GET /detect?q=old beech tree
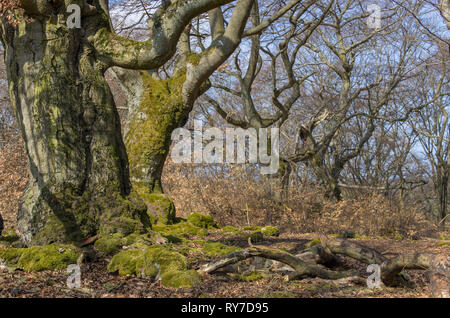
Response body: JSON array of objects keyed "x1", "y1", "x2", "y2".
[{"x1": 0, "y1": 0, "x2": 266, "y2": 245}]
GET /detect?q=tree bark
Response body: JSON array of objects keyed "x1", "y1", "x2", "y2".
[
  {"x1": 435, "y1": 167, "x2": 448, "y2": 230},
  {"x1": 0, "y1": 6, "x2": 150, "y2": 245},
  {"x1": 310, "y1": 154, "x2": 342, "y2": 201}
]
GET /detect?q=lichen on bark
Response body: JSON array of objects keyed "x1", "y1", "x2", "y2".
[{"x1": 0, "y1": 5, "x2": 151, "y2": 246}]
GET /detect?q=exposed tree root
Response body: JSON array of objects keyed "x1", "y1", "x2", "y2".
[
  {"x1": 200, "y1": 239, "x2": 355, "y2": 280},
  {"x1": 317, "y1": 233, "x2": 449, "y2": 296},
  {"x1": 199, "y1": 235, "x2": 449, "y2": 297}
]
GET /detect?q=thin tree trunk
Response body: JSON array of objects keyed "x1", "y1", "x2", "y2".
[{"x1": 435, "y1": 168, "x2": 448, "y2": 230}]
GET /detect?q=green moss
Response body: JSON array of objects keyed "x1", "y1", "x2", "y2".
[
  {"x1": 306, "y1": 238, "x2": 321, "y2": 247},
  {"x1": 143, "y1": 245, "x2": 187, "y2": 273},
  {"x1": 222, "y1": 225, "x2": 240, "y2": 234},
  {"x1": 133, "y1": 184, "x2": 176, "y2": 225},
  {"x1": 0, "y1": 244, "x2": 81, "y2": 272},
  {"x1": 107, "y1": 249, "x2": 144, "y2": 276},
  {"x1": 161, "y1": 269, "x2": 201, "y2": 288},
  {"x1": 125, "y1": 71, "x2": 186, "y2": 186},
  {"x1": 173, "y1": 244, "x2": 203, "y2": 257},
  {"x1": 438, "y1": 241, "x2": 450, "y2": 246},
  {"x1": 107, "y1": 245, "x2": 188, "y2": 284},
  {"x1": 261, "y1": 226, "x2": 280, "y2": 237},
  {"x1": 237, "y1": 272, "x2": 263, "y2": 282},
  {"x1": 249, "y1": 231, "x2": 264, "y2": 243},
  {"x1": 0, "y1": 248, "x2": 23, "y2": 265},
  {"x1": 243, "y1": 226, "x2": 262, "y2": 232},
  {"x1": 153, "y1": 221, "x2": 208, "y2": 238},
  {"x1": 0, "y1": 229, "x2": 20, "y2": 245},
  {"x1": 199, "y1": 241, "x2": 241, "y2": 257},
  {"x1": 187, "y1": 213, "x2": 218, "y2": 229},
  {"x1": 163, "y1": 235, "x2": 183, "y2": 244},
  {"x1": 94, "y1": 233, "x2": 124, "y2": 255},
  {"x1": 121, "y1": 233, "x2": 141, "y2": 246},
  {"x1": 394, "y1": 234, "x2": 404, "y2": 241}
]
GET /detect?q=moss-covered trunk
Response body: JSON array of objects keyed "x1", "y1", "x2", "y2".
[
  {"x1": 1, "y1": 12, "x2": 149, "y2": 245},
  {"x1": 124, "y1": 71, "x2": 189, "y2": 224}
]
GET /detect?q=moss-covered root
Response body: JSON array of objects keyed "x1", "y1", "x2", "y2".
[
  {"x1": 107, "y1": 245, "x2": 200, "y2": 288},
  {"x1": 0, "y1": 244, "x2": 81, "y2": 271}
]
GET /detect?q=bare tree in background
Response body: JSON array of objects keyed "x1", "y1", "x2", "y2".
[{"x1": 409, "y1": 43, "x2": 449, "y2": 229}]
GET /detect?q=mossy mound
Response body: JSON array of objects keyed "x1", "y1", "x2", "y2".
[
  {"x1": 94, "y1": 233, "x2": 125, "y2": 255},
  {"x1": 94, "y1": 232, "x2": 167, "y2": 255},
  {"x1": 261, "y1": 226, "x2": 280, "y2": 237},
  {"x1": 186, "y1": 213, "x2": 218, "y2": 229},
  {"x1": 197, "y1": 241, "x2": 241, "y2": 257},
  {"x1": 221, "y1": 225, "x2": 240, "y2": 234},
  {"x1": 0, "y1": 244, "x2": 80, "y2": 271},
  {"x1": 161, "y1": 269, "x2": 201, "y2": 288},
  {"x1": 106, "y1": 249, "x2": 144, "y2": 276},
  {"x1": 107, "y1": 245, "x2": 198, "y2": 288},
  {"x1": 249, "y1": 231, "x2": 264, "y2": 243},
  {"x1": 153, "y1": 221, "x2": 208, "y2": 238},
  {"x1": 146, "y1": 193, "x2": 177, "y2": 225},
  {"x1": 0, "y1": 229, "x2": 20, "y2": 247}
]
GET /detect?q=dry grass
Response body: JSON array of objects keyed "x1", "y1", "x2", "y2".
[
  {"x1": 163, "y1": 160, "x2": 437, "y2": 238},
  {"x1": 0, "y1": 142, "x2": 438, "y2": 239}
]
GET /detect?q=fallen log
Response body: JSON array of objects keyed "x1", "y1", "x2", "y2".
[
  {"x1": 317, "y1": 234, "x2": 449, "y2": 296},
  {"x1": 200, "y1": 240, "x2": 355, "y2": 280},
  {"x1": 199, "y1": 235, "x2": 449, "y2": 297}
]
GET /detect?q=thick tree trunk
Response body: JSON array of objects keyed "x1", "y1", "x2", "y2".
[{"x1": 1, "y1": 13, "x2": 149, "y2": 245}]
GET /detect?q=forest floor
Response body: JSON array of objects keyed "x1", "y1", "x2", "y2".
[{"x1": 1, "y1": 229, "x2": 448, "y2": 298}]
